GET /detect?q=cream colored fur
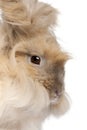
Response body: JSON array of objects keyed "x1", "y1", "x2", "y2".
[{"x1": 0, "y1": 0, "x2": 70, "y2": 130}]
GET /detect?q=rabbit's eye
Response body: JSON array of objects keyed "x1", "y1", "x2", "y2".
[{"x1": 31, "y1": 56, "x2": 41, "y2": 65}]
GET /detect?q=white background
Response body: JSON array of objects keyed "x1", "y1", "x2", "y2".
[
  {"x1": 40, "y1": 0, "x2": 87, "y2": 130},
  {"x1": 0, "y1": 0, "x2": 87, "y2": 130}
]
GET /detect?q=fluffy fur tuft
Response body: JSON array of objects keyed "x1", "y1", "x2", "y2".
[
  {"x1": 0, "y1": 0, "x2": 57, "y2": 28},
  {"x1": 0, "y1": 0, "x2": 70, "y2": 130},
  {"x1": 0, "y1": 0, "x2": 58, "y2": 50}
]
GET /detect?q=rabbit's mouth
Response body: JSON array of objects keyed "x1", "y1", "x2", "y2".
[
  {"x1": 40, "y1": 78, "x2": 65, "y2": 104},
  {"x1": 50, "y1": 98, "x2": 58, "y2": 104},
  {"x1": 41, "y1": 77, "x2": 65, "y2": 103},
  {"x1": 50, "y1": 90, "x2": 65, "y2": 104}
]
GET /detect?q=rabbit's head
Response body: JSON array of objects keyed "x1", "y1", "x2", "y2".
[
  {"x1": 0, "y1": 0, "x2": 70, "y2": 114},
  {"x1": 13, "y1": 35, "x2": 69, "y2": 103}
]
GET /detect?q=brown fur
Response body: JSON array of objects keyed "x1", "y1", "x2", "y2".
[{"x1": 0, "y1": 0, "x2": 70, "y2": 130}]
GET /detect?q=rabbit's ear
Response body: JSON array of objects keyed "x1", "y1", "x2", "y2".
[
  {"x1": 0, "y1": 0, "x2": 57, "y2": 28},
  {"x1": 23, "y1": 0, "x2": 58, "y2": 29},
  {"x1": 0, "y1": 0, "x2": 30, "y2": 25},
  {"x1": 0, "y1": 0, "x2": 57, "y2": 29},
  {"x1": 0, "y1": 0, "x2": 58, "y2": 48},
  {"x1": 0, "y1": 0, "x2": 29, "y2": 51}
]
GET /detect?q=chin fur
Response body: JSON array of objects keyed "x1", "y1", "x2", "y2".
[{"x1": 0, "y1": 61, "x2": 50, "y2": 129}]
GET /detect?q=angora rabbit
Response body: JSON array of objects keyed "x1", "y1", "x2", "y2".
[{"x1": 0, "y1": 0, "x2": 70, "y2": 130}]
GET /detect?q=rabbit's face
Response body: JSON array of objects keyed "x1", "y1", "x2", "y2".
[{"x1": 13, "y1": 35, "x2": 68, "y2": 104}]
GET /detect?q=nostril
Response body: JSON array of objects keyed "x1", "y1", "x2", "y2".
[
  {"x1": 54, "y1": 89, "x2": 64, "y2": 97},
  {"x1": 55, "y1": 90, "x2": 59, "y2": 96}
]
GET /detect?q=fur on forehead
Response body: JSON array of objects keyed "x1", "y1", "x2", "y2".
[{"x1": 13, "y1": 35, "x2": 69, "y2": 65}]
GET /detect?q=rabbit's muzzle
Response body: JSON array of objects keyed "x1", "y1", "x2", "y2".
[
  {"x1": 39, "y1": 65, "x2": 65, "y2": 102},
  {"x1": 43, "y1": 77, "x2": 64, "y2": 101}
]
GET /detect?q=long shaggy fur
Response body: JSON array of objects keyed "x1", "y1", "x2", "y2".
[{"x1": 0, "y1": 0, "x2": 70, "y2": 130}]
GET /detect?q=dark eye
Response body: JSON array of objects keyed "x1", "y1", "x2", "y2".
[{"x1": 31, "y1": 55, "x2": 41, "y2": 65}]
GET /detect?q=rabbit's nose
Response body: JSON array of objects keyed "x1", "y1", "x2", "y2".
[
  {"x1": 54, "y1": 87, "x2": 64, "y2": 97},
  {"x1": 50, "y1": 88, "x2": 63, "y2": 104},
  {"x1": 55, "y1": 90, "x2": 59, "y2": 96}
]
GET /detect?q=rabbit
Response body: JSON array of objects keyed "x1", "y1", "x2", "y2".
[{"x1": 0, "y1": 0, "x2": 70, "y2": 130}]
